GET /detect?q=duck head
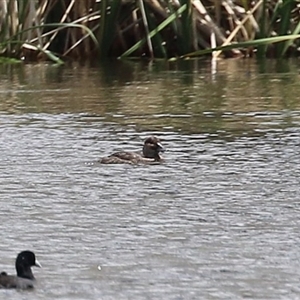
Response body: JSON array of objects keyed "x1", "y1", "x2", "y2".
[{"x1": 142, "y1": 136, "x2": 165, "y2": 160}]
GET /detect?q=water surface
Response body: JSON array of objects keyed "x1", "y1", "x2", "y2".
[{"x1": 0, "y1": 59, "x2": 300, "y2": 299}]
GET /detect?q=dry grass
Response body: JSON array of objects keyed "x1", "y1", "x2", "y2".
[{"x1": 0, "y1": 0, "x2": 299, "y2": 62}]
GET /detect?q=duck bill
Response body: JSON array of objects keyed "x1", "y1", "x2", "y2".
[
  {"x1": 35, "y1": 260, "x2": 42, "y2": 268},
  {"x1": 157, "y1": 142, "x2": 165, "y2": 153}
]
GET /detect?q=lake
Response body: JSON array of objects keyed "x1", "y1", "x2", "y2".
[{"x1": 0, "y1": 58, "x2": 300, "y2": 299}]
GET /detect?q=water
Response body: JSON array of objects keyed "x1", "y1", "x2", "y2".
[{"x1": 0, "y1": 59, "x2": 300, "y2": 299}]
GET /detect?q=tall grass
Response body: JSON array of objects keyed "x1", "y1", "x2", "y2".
[
  {"x1": 0, "y1": 0, "x2": 299, "y2": 62},
  {"x1": 98, "y1": 0, "x2": 121, "y2": 58},
  {"x1": 257, "y1": 0, "x2": 300, "y2": 57}
]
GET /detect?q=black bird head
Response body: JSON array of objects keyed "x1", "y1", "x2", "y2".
[{"x1": 15, "y1": 251, "x2": 41, "y2": 280}]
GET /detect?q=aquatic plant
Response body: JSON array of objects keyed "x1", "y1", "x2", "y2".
[{"x1": 0, "y1": 0, "x2": 299, "y2": 62}]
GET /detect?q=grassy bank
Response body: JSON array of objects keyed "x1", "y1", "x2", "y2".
[{"x1": 0, "y1": 0, "x2": 299, "y2": 62}]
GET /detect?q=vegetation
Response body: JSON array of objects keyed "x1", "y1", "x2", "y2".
[{"x1": 0, "y1": 0, "x2": 300, "y2": 62}]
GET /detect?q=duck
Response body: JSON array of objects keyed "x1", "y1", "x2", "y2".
[
  {"x1": 99, "y1": 136, "x2": 165, "y2": 164},
  {"x1": 0, "y1": 251, "x2": 41, "y2": 289}
]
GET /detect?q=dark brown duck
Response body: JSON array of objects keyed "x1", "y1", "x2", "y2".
[
  {"x1": 0, "y1": 251, "x2": 41, "y2": 289},
  {"x1": 99, "y1": 136, "x2": 165, "y2": 164}
]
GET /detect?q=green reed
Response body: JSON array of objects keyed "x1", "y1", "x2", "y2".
[{"x1": 0, "y1": 0, "x2": 300, "y2": 62}]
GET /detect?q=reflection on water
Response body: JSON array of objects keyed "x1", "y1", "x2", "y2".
[
  {"x1": 0, "y1": 59, "x2": 300, "y2": 299},
  {"x1": 1, "y1": 59, "x2": 300, "y2": 136}
]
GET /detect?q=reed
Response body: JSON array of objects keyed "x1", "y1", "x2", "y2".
[{"x1": 0, "y1": 0, "x2": 299, "y2": 62}]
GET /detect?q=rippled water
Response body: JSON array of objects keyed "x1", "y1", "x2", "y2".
[{"x1": 0, "y1": 60, "x2": 300, "y2": 299}]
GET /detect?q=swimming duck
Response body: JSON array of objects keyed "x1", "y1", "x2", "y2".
[
  {"x1": 0, "y1": 251, "x2": 41, "y2": 289},
  {"x1": 99, "y1": 136, "x2": 165, "y2": 164}
]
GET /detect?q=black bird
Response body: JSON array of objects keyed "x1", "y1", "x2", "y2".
[
  {"x1": 0, "y1": 251, "x2": 41, "y2": 289},
  {"x1": 99, "y1": 136, "x2": 165, "y2": 164}
]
